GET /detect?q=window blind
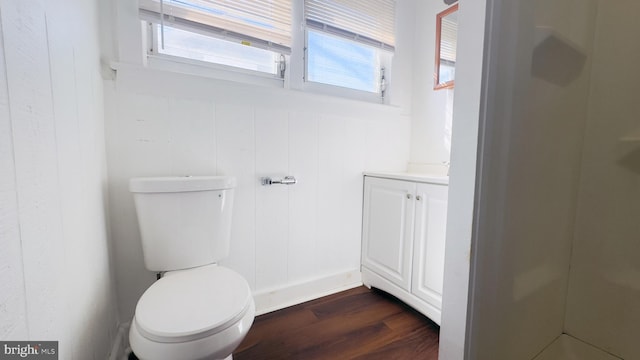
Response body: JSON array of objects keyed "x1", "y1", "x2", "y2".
[
  {"x1": 139, "y1": 0, "x2": 293, "y2": 53},
  {"x1": 304, "y1": 0, "x2": 396, "y2": 51},
  {"x1": 440, "y1": 17, "x2": 457, "y2": 63}
]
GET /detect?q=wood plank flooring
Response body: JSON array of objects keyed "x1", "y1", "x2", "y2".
[{"x1": 234, "y1": 286, "x2": 440, "y2": 360}]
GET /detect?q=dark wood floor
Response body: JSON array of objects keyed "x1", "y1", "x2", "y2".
[{"x1": 234, "y1": 286, "x2": 440, "y2": 360}]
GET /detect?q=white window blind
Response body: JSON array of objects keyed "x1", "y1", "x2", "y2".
[
  {"x1": 139, "y1": 0, "x2": 293, "y2": 53},
  {"x1": 440, "y1": 17, "x2": 457, "y2": 63},
  {"x1": 304, "y1": 0, "x2": 396, "y2": 51}
]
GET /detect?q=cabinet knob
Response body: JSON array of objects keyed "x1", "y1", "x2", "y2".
[
  {"x1": 407, "y1": 194, "x2": 412, "y2": 200},
  {"x1": 416, "y1": 195, "x2": 422, "y2": 201}
]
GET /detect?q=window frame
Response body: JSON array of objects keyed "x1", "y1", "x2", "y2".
[
  {"x1": 303, "y1": 28, "x2": 392, "y2": 103},
  {"x1": 138, "y1": 1, "x2": 396, "y2": 104},
  {"x1": 144, "y1": 21, "x2": 287, "y2": 85}
]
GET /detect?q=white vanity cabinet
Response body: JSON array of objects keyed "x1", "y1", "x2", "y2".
[{"x1": 361, "y1": 174, "x2": 448, "y2": 325}]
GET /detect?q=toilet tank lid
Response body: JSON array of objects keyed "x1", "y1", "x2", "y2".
[{"x1": 129, "y1": 176, "x2": 236, "y2": 193}]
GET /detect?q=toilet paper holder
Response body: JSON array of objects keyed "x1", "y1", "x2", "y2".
[{"x1": 260, "y1": 176, "x2": 297, "y2": 186}]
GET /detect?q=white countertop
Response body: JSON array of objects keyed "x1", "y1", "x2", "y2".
[{"x1": 363, "y1": 171, "x2": 449, "y2": 185}]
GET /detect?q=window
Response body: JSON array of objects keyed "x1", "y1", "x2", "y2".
[
  {"x1": 306, "y1": 30, "x2": 380, "y2": 93},
  {"x1": 151, "y1": 24, "x2": 280, "y2": 74},
  {"x1": 137, "y1": 0, "x2": 397, "y2": 101},
  {"x1": 304, "y1": 0, "x2": 396, "y2": 95},
  {"x1": 139, "y1": 0, "x2": 292, "y2": 76},
  {"x1": 438, "y1": 12, "x2": 458, "y2": 86}
]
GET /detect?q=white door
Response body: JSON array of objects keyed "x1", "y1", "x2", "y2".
[
  {"x1": 362, "y1": 177, "x2": 415, "y2": 291},
  {"x1": 411, "y1": 182, "x2": 449, "y2": 309}
]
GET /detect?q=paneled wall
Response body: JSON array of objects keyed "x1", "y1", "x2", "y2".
[
  {"x1": 105, "y1": 66, "x2": 411, "y2": 321},
  {"x1": 104, "y1": 0, "x2": 417, "y2": 322},
  {"x1": 0, "y1": 0, "x2": 118, "y2": 358}
]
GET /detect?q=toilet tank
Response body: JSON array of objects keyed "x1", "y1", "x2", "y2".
[{"x1": 129, "y1": 176, "x2": 236, "y2": 272}]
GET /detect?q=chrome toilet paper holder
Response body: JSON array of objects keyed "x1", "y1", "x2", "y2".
[{"x1": 260, "y1": 176, "x2": 297, "y2": 186}]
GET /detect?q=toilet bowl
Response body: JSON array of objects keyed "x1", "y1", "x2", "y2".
[
  {"x1": 129, "y1": 265, "x2": 255, "y2": 360},
  {"x1": 128, "y1": 176, "x2": 254, "y2": 360}
]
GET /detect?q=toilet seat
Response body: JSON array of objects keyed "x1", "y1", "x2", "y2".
[{"x1": 134, "y1": 265, "x2": 252, "y2": 343}]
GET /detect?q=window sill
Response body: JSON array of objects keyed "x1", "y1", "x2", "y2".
[
  {"x1": 145, "y1": 54, "x2": 285, "y2": 88},
  {"x1": 302, "y1": 81, "x2": 385, "y2": 105},
  {"x1": 108, "y1": 61, "x2": 404, "y2": 116},
  {"x1": 145, "y1": 54, "x2": 388, "y2": 106}
]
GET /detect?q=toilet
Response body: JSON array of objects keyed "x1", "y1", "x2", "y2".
[{"x1": 128, "y1": 175, "x2": 254, "y2": 360}]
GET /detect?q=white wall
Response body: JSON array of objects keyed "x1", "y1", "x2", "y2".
[
  {"x1": 409, "y1": 1, "x2": 455, "y2": 172},
  {"x1": 105, "y1": 67, "x2": 411, "y2": 321},
  {"x1": 437, "y1": 0, "x2": 486, "y2": 358},
  {"x1": 564, "y1": 2, "x2": 640, "y2": 359},
  {"x1": 105, "y1": 1, "x2": 415, "y2": 321},
  {"x1": 0, "y1": 0, "x2": 118, "y2": 358},
  {"x1": 465, "y1": 0, "x2": 598, "y2": 358}
]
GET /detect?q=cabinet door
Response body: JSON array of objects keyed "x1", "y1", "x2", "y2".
[
  {"x1": 411, "y1": 182, "x2": 448, "y2": 309},
  {"x1": 362, "y1": 177, "x2": 415, "y2": 291}
]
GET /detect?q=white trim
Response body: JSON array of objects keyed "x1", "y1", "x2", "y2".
[
  {"x1": 363, "y1": 172, "x2": 449, "y2": 185},
  {"x1": 252, "y1": 269, "x2": 362, "y2": 315}
]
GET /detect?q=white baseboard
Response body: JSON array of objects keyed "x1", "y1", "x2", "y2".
[
  {"x1": 108, "y1": 322, "x2": 131, "y2": 360},
  {"x1": 253, "y1": 269, "x2": 363, "y2": 316}
]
